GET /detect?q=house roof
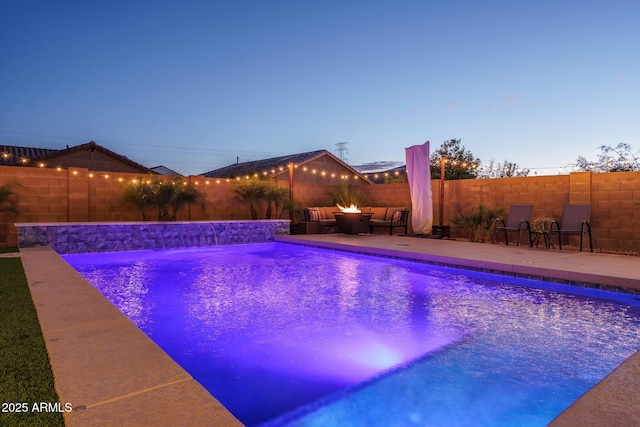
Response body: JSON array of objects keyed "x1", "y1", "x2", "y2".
[
  {"x1": 1, "y1": 145, "x2": 57, "y2": 165},
  {"x1": 202, "y1": 149, "x2": 373, "y2": 183},
  {"x1": 151, "y1": 165, "x2": 184, "y2": 176},
  {"x1": 1, "y1": 141, "x2": 155, "y2": 173},
  {"x1": 202, "y1": 150, "x2": 327, "y2": 177},
  {"x1": 362, "y1": 164, "x2": 408, "y2": 184}
]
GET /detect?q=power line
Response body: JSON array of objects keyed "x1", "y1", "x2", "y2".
[{"x1": 335, "y1": 142, "x2": 348, "y2": 163}]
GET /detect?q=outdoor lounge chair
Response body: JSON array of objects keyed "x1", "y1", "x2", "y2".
[
  {"x1": 300, "y1": 207, "x2": 337, "y2": 234},
  {"x1": 492, "y1": 205, "x2": 533, "y2": 246},
  {"x1": 549, "y1": 205, "x2": 593, "y2": 252},
  {"x1": 369, "y1": 209, "x2": 409, "y2": 235}
]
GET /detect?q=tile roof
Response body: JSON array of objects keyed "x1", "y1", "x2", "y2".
[
  {"x1": 1, "y1": 145, "x2": 57, "y2": 166},
  {"x1": 150, "y1": 165, "x2": 184, "y2": 176},
  {"x1": 1, "y1": 141, "x2": 154, "y2": 173},
  {"x1": 202, "y1": 150, "x2": 331, "y2": 177}
]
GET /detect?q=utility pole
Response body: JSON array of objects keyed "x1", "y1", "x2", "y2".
[{"x1": 335, "y1": 142, "x2": 348, "y2": 163}]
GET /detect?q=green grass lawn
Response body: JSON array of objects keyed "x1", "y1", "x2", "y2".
[{"x1": 0, "y1": 247, "x2": 65, "y2": 427}]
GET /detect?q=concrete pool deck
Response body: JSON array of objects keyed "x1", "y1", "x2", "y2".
[
  {"x1": 18, "y1": 235, "x2": 640, "y2": 426},
  {"x1": 19, "y1": 246, "x2": 243, "y2": 427}
]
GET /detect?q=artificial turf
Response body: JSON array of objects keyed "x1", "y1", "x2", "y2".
[{"x1": 0, "y1": 248, "x2": 65, "y2": 427}]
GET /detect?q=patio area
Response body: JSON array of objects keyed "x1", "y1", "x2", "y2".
[{"x1": 18, "y1": 235, "x2": 640, "y2": 426}]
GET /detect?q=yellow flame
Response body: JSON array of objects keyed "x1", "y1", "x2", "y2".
[{"x1": 337, "y1": 204, "x2": 361, "y2": 213}]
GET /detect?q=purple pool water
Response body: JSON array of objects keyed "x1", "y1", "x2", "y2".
[{"x1": 64, "y1": 243, "x2": 640, "y2": 426}]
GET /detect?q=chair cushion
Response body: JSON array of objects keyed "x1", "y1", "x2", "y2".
[
  {"x1": 385, "y1": 208, "x2": 407, "y2": 220},
  {"x1": 369, "y1": 207, "x2": 388, "y2": 220},
  {"x1": 321, "y1": 207, "x2": 339, "y2": 219},
  {"x1": 307, "y1": 208, "x2": 320, "y2": 222}
]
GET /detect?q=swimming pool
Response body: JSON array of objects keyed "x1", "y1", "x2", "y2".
[{"x1": 63, "y1": 242, "x2": 640, "y2": 426}]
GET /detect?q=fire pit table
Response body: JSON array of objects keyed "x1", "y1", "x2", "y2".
[{"x1": 334, "y1": 212, "x2": 372, "y2": 235}]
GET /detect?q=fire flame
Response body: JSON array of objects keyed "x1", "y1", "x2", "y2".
[{"x1": 337, "y1": 204, "x2": 361, "y2": 213}]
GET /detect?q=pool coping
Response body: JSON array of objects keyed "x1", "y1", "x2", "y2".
[
  {"x1": 19, "y1": 235, "x2": 640, "y2": 426},
  {"x1": 19, "y1": 246, "x2": 243, "y2": 427}
]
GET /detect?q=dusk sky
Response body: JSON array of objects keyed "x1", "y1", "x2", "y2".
[{"x1": 1, "y1": 1, "x2": 638, "y2": 176}]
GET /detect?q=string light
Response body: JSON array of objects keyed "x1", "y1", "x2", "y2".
[{"x1": 5, "y1": 154, "x2": 582, "y2": 182}]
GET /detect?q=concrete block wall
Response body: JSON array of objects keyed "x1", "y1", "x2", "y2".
[
  {"x1": 591, "y1": 171, "x2": 640, "y2": 251},
  {"x1": 1, "y1": 165, "x2": 639, "y2": 251}
]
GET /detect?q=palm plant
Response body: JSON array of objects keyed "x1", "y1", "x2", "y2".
[
  {"x1": 122, "y1": 180, "x2": 154, "y2": 220},
  {"x1": 264, "y1": 185, "x2": 289, "y2": 219},
  {"x1": 123, "y1": 177, "x2": 204, "y2": 221},
  {"x1": 233, "y1": 181, "x2": 267, "y2": 219},
  {"x1": 170, "y1": 181, "x2": 205, "y2": 220}
]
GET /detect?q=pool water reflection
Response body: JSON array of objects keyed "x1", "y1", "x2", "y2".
[{"x1": 64, "y1": 243, "x2": 640, "y2": 426}]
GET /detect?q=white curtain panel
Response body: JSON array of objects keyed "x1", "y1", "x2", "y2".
[{"x1": 405, "y1": 141, "x2": 433, "y2": 234}]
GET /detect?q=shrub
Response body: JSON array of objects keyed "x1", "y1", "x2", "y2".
[
  {"x1": 328, "y1": 184, "x2": 367, "y2": 208},
  {"x1": 0, "y1": 184, "x2": 19, "y2": 216},
  {"x1": 451, "y1": 205, "x2": 504, "y2": 242}
]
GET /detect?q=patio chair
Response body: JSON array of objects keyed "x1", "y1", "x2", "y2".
[
  {"x1": 369, "y1": 209, "x2": 409, "y2": 235},
  {"x1": 492, "y1": 205, "x2": 533, "y2": 247},
  {"x1": 549, "y1": 205, "x2": 593, "y2": 252}
]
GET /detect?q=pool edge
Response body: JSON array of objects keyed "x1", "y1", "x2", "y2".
[{"x1": 19, "y1": 245, "x2": 243, "y2": 427}]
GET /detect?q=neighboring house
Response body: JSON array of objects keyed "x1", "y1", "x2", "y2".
[
  {"x1": 150, "y1": 165, "x2": 184, "y2": 176},
  {"x1": 0, "y1": 141, "x2": 155, "y2": 174},
  {"x1": 362, "y1": 165, "x2": 407, "y2": 184},
  {"x1": 202, "y1": 149, "x2": 373, "y2": 185}
]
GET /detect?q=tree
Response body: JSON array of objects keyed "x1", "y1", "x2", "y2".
[
  {"x1": 430, "y1": 139, "x2": 480, "y2": 180},
  {"x1": 383, "y1": 171, "x2": 408, "y2": 184},
  {"x1": 478, "y1": 159, "x2": 530, "y2": 178},
  {"x1": 575, "y1": 143, "x2": 640, "y2": 172}
]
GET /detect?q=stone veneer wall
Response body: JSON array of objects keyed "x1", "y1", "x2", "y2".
[{"x1": 16, "y1": 220, "x2": 290, "y2": 254}]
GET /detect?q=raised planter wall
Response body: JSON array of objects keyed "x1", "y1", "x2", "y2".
[{"x1": 16, "y1": 220, "x2": 290, "y2": 254}]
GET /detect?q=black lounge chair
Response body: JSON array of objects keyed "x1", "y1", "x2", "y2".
[
  {"x1": 369, "y1": 209, "x2": 409, "y2": 235},
  {"x1": 492, "y1": 205, "x2": 533, "y2": 246},
  {"x1": 300, "y1": 207, "x2": 337, "y2": 234},
  {"x1": 549, "y1": 205, "x2": 593, "y2": 252}
]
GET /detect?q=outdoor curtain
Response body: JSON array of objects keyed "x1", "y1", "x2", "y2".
[{"x1": 405, "y1": 141, "x2": 433, "y2": 234}]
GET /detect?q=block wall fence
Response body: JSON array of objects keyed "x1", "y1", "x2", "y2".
[{"x1": 1, "y1": 165, "x2": 639, "y2": 251}]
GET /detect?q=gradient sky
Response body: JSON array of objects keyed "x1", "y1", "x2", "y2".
[{"x1": 1, "y1": 1, "x2": 638, "y2": 176}]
